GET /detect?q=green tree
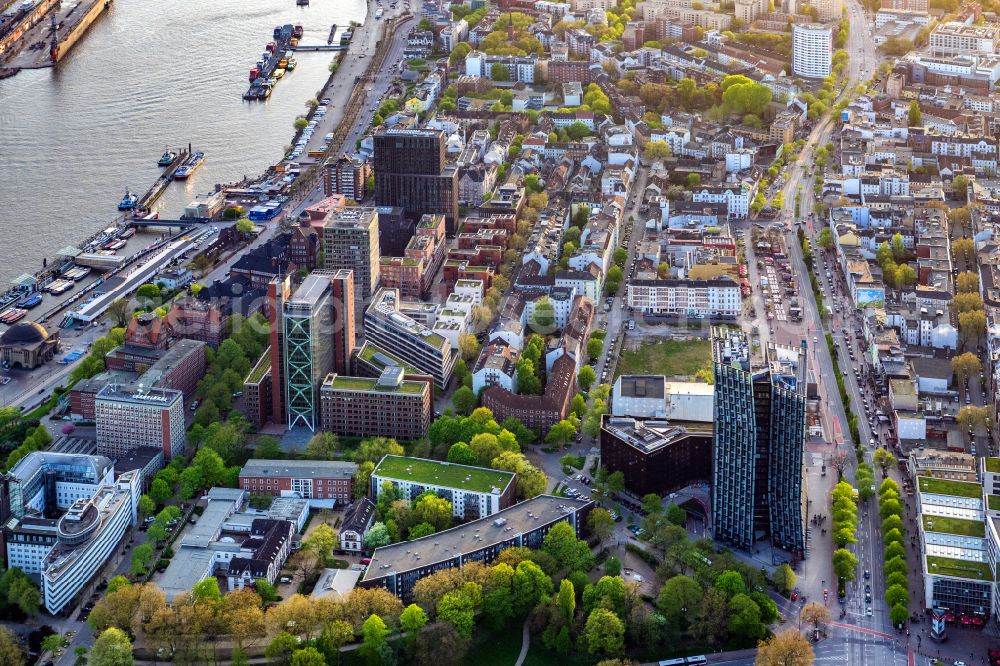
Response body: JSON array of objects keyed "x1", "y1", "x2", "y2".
[
  {"x1": 889, "y1": 603, "x2": 909, "y2": 626},
  {"x1": 437, "y1": 582, "x2": 482, "y2": 638},
  {"x1": 290, "y1": 648, "x2": 325, "y2": 666},
  {"x1": 512, "y1": 560, "x2": 553, "y2": 615},
  {"x1": 355, "y1": 437, "x2": 405, "y2": 464},
  {"x1": 714, "y1": 570, "x2": 747, "y2": 598},
  {"x1": 236, "y1": 218, "x2": 255, "y2": 236},
  {"x1": 545, "y1": 419, "x2": 577, "y2": 449},
  {"x1": 364, "y1": 522, "x2": 391, "y2": 549},
  {"x1": 305, "y1": 432, "x2": 339, "y2": 460},
  {"x1": 953, "y1": 174, "x2": 971, "y2": 199},
  {"x1": 728, "y1": 593, "x2": 765, "y2": 642},
  {"x1": 400, "y1": 603, "x2": 428, "y2": 637},
  {"x1": 452, "y1": 386, "x2": 477, "y2": 415},
  {"x1": 543, "y1": 521, "x2": 595, "y2": 572},
  {"x1": 587, "y1": 507, "x2": 614, "y2": 542},
  {"x1": 773, "y1": 563, "x2": 797, "y2": 595},
  {"x1": 885, "y1": 583, "x2": 908, "y2": 608},
  {"x1": 657, "y1": 575, "x2": 702, "y2": 627},
  {"x1": 89, "y1": 628, "x2": 133, "y2": 666},
  {"x1": 583, "y1": 608, "x2": 625, "y2": 655},
  {"x1": 833, "y1": 548, "x2": 859, "y2": 581},
  {"x1": 192, "y1": 578, "x2": 222, "y2": 604},
  {"x1": 578, "y1": 365, "x2": 596, "y2": 391},
  {"x1": 557, "y1": 579, "x2": 576, "y2": 621},
  {"x1": 817, "y1": 227, "x2": 834, "y2": 249},
  {"x1": 137, "y1": 494, "x2": 156, "y2": 519},
  {"x1": 359, "y1": 615, "x2": 391, "y2": 665},
  {"x1": 303, "y1": 523, "x2": 337, "y2": 562},
  {"x1": 447, "y1": 442, "x2": 478, "y2": 466}
]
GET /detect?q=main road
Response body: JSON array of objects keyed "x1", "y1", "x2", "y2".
[{"x1": 741, "y1": 0, "x2": 911, "y2": 663}]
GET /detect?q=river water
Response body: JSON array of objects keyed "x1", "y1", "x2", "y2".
[{"x1": 0, "y1": 0, "x2": 366, "y2": 285}]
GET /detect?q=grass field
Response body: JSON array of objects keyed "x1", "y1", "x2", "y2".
[{"x1": 615, "y1": 339, "x2": 713, "y2": 380}]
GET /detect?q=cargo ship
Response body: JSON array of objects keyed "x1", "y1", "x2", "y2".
[{"x1": 173, "y1": 151, "x2": 205, "y2": 179}]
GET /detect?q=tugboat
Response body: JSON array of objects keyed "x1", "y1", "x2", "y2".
[
  {"x1": 158, "y1": 148, "x2": 177, "y2": 166},
  {"x1": 118, "y1": 188, "x2": 138, "y2": 210}
]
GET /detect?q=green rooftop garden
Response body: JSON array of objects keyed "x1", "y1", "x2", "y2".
[
  {"x1": 986, "y1": 458, "x2": 1000, "y2": 473},
  {"x1": 358, "y1": 343, "x2": 421, "y2": 375},
  {"x1": 990, "y1": 495, "x2": 1000, "y2": 512},
  {"x1": 917, "y1": 476, "x2": 982, "y2": 499},
  {"x1": 327, "y1": 375, "x2": 426, "y2": 394},
  {"x1": 922, "y1": 515, "x2": 985, "y2": 538},
  {"x1": 246, "y1": 349, "x2": 271, "y2": 384},
  {"x1": 926, "y1": 555, "x2": 994, "y2": 581},
  {"x1": 373, "y1": 455, "x2": 513, "y2": 494}
]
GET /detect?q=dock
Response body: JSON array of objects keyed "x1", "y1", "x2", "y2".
[
  {"x1": 287, "y1": 43, "x2": 346, "y2": 51},
  {"x1": 244, "y1": 23, "x2": 300, "y2": 101},
  {"x1": 134, "y1": 149, "x2": 187, "y2": 213}
]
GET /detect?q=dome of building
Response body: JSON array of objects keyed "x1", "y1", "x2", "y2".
[{"x1": 1, "y1": 321, "x2": 48, "y2": 345}]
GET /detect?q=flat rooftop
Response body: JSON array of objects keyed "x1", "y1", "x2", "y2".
[
  {"x1": 922, "y1": 514, "x2": 985, "y2": 537},
  {"x1": 917, "y1": 476, "x2": 982, "y2": 499},
  {"x1": 240, "y1": 459, "x2": 358, "y2": 480},
  {"x1": 362, "y1": 495, "x2": 590, "y2": 580},
  {"x1": 602, "y1": 416, "x2": 712, "y2": 454},
  {"x1": 372, "y1": 456, "x2": 514, "y2": 494}
]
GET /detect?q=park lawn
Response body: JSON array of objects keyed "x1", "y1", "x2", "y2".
[
  {"x1": 462, "y1": 626, "x2": 525, "y2": 666},
  {"x1": 615, "y1": 339, "x2": 712, "y2": 380}
]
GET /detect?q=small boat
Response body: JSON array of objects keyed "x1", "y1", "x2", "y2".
[
  {"x1": 158, "y1": 149, "x2": 177, "y2": 167},
  {"x1": 97, "y1": 250, "x2": 117, "y2": 256},
  {"x1": 120, "y1": 227, "x2": 136, "y2": 238},
  {"x1": 17, "y1": 295, "x2": 42, "y2": 309},
  {"x1": 286, "y1": 58, "x2": 297, "y2": 71},
  {"x1": 249, "y1": 66, "x2": 261, "y2": 82},
  {"x1": 118, "y1": 188, "x2": 138, "y2": 210},
  {"x1": 103, "y1": 239, "x2": 127, "y2": 251},
  {"x1": 265, "y1": 41, "x2": 276, "y2": 53},
  {"x1": 278, "y1": 57, "x2": 288, "y2": 68},
  {"x1": 297, "y1": 0, "x2": 309, "y2": 6},
  {"x1": 292, "y1": 23, "x2": 304, "y2": 38},
  {"x1": 267, "y1": 77, "x2": 278, "y2": 86},
  {"x1": 173, "y1": 151, "x2": 205, "y2": 179},
  {"x1": 289, "y1": 37, "x2": 299, "y2": 47},
  {"x1": 47, "y1": 281, "x2": 73, "y2": 295},
  {"x1": 273, "y1": 68, "x2": 285, "y2": 79},
  {"x1": 0, "y1": 308, "x2": 27, "y2": 324}
]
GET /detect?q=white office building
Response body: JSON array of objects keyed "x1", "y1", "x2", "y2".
[
  {"x1": 40, "y1": 472, "x2": 140, "y2": 615},
  {"x1": 792, "y1": 23, "x2": 833, "y2": 79}
]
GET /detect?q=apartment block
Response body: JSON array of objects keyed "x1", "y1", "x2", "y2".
[
  {"x1": 363, "y1": 288, "x2": 457, "y2": 388},
  {"x1": 370, "y1": 455, "x2": 516, "y2": 520},
  {"x1": 321, "y1": 207, "x2": 381, "y2": 309},
  {"x1": 96, "y1": 386, "x2": 186, "y2": 461},
  {"x1": 319, "y1": 367, "x2": 433, "y2": 441}
]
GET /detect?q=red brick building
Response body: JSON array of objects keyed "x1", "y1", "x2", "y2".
[
  {"x1": 239, "y1": 459, "x2": 358, "y2": 506},
  {"x1": 481, "y1": 354, "x2": 577, "y2": 430}
]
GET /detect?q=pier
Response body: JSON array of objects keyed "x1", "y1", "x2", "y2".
[
  {"x1": 287, "y1": 43, "x2": 346, "y2": 51},
  {"x1": 134, "y1": 149, "x2": 187, "y2": 212},
  {"x1": 243, "y1": 23, "x2": 299, "y2": 101}
]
